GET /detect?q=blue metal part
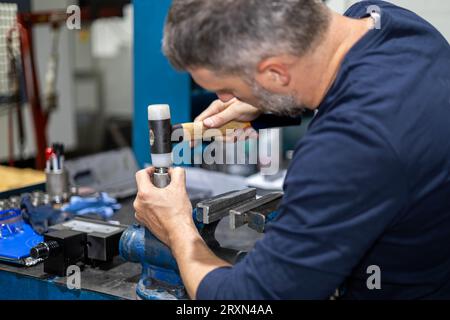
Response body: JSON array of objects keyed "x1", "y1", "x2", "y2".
[
  {"x1": 0, "y1": 270, "x2": 118, "y2": 300},
  {"x1": 119, "y1": 224, "x2": 186, "y2": 300},
  {"x1": 0, "y1": 208, "x2": 24, "y2": 238},
  {"x1": 0, "y1": 208, "x2": 43, "y2": 263},
  {"x1": 119, "y1": 208, "x2": 279, "y2": 300},
  {"x1": 266, "y1": 211, "x2": 279, "y2": 223},
  {"x1": 133, "y1": 0, "x2": 191, "y2": 168}
]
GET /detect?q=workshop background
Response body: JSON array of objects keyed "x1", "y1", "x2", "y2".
[
  {"x1": 0, "y1": 0, "x2": 449, "y2": 300},
  {"x1": 0, "y1": 0, "x2": 449, "y2": 168}
]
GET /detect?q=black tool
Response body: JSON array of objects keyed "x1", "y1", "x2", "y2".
[
  {"x1": 30, "y1": 218, "x2": 127, "y2": 276},
  {"x1": 48, "y1": 218, "x2": 127, "y2": 265},
  {"x1": 31, "y1": 229, "x2": 86, "y2": 276},
  {"x1": 148, "y1": 104, "x2": 172, "y2": 188}
]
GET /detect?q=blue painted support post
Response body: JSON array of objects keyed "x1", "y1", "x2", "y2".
[{"x1": 133, "y1": 0, "x2": 191, "y2": 168}]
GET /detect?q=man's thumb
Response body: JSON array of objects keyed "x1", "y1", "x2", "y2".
[{"x1": 169, "y1": 167, "x2": 186, "y2": 186}]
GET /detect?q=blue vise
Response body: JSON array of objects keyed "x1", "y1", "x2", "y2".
[{"x1": 119, "y1": 188, "x2": 283, "y2": 300}]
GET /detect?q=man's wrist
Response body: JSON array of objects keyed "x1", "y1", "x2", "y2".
[{"x1": 168, "y1": 218, "x2": 203, "y2": 253}]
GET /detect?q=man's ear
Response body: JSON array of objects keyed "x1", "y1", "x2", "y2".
[{"x1": 255, "y1": 56, "x2": 292, "y2": 93}]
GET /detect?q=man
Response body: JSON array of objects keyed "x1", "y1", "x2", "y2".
[{"x1": 133, "y1": 0, "x2": 450, "y2": 299}]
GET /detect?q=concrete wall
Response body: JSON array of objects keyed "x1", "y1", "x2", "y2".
[
  {"x1": 73, "y1": 5, "x2": 133, "y2": 117},
  {"x1": 90, "y1": 5, "x2": 133, "y2": 117}
]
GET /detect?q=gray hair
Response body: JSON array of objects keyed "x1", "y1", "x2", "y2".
[{"x1": 163, "y1": 0, "x2": 330, "y2": 75}]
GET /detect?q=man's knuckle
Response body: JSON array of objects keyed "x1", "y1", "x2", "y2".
[
  {"x1": 215, "y1": 114, "x2": 225, "y2": 123},
  {"x1": 137, "y1": 190, "x2": 148, "y2": 199},
  {"x1": 212, "y1": 99, "x2": 222, "y2": 107},
  {"x1": 174, "y1": 167, "x2": 183, "y2": 173}
]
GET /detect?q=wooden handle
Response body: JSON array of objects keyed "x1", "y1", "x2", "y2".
[{"x1": 175, "y1": 121, "x2": 252, "y2": 140}]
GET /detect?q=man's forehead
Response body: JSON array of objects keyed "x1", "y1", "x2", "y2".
[
  {"x1": 190, "y1": 67, "x2": 221, "y2": 82},
  {"x1": 190, "y1": 67, "x2": 236, "y2": 91}
]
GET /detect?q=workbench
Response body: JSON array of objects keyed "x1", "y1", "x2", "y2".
[
  {"x1": 0, "y1": 197, "x2": 140, "y2": 300},
  {"x1": 0, "y1": 166, "x2": 45, "y2": 193},
  {"x1": 0, "y1": 194, "x2": 262, "y2": 300}
]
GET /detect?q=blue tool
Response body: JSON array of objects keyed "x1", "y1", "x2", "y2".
[
  {"x1": 61, "y1": 192, "x2": 121, "y2": 220},
  {"x1": 119, "y1": 194, "x2": 281, "y2": 300},
  {"x1": 0, "y1": 208, "x2": 43, "y2": 265},
  {"x1": 119, "y1": 209, "x2": 237, "y2": 300},
  {"x1": 120, "y1": 224, "x2": 185, "y2": 300}
]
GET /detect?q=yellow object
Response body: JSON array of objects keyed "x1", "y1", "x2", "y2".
[
  {"x1": 176, "y1": 121, "x2": 252, "y2": 140},
  {"x1": 0, "y1": 166, "x2": 46, "y2": 193}
]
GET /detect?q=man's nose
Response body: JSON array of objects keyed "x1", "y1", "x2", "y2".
[{"x1": 217, "y1": 93, "x2": 235, "y2": 103}]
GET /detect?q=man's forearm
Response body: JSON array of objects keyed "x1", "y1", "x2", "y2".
[{"x1": 169, "y1": 221, "x2": 231, "y2": 299}]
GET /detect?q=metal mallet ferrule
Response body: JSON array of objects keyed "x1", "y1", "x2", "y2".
[{"x1": 152, "y1": 167, "x2": 170, "y2": 188}]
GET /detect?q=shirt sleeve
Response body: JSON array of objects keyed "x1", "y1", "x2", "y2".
[
  {"x1": 196, "y1": 112, "x2": 408, "y2": 300},
  {"x1": 251, "y1": 114, "x2": 302, "y2": 130}
]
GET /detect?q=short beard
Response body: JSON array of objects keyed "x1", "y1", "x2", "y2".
[{"x1": 250, "y1": 81, "x2": 307, "y2": 117}]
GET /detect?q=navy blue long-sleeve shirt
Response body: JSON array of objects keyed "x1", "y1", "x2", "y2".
[{"x1": 196, "y1": 1, "x2": 450, "y2": 299}]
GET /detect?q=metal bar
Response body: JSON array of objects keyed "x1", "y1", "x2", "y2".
[
  {"x1": 247, "y1": 212, "x2": 266, "y2": 233},
  {"x1": 196, "y1": 188, "x2": 257, "y2": 224},
  {"x1": 204, "y1": 197, "x2": 256, "y2": 224},
  {"x1": 248, "y1": 209, "x2": 280, "y2": 233},
  {"x1": 229, "y1": 192, "x2": 283, "y2": 230},
  {"x1": 195, "y1": 190, "x2": 237, "y2": 222}
]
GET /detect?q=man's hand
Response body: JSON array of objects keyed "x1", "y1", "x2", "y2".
[
  {"x1": 134, "y1": 167, "x2": 195, "y2": 246},
  {"x1": 195, "y1": 98, "x2": 260, "y2": 142},
  {"x1": 133, "y1": 166, "x2": 231, "y2": 299},
  {"x1": 195, "y1": 98, "x2": 262, "y2": 126}
]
